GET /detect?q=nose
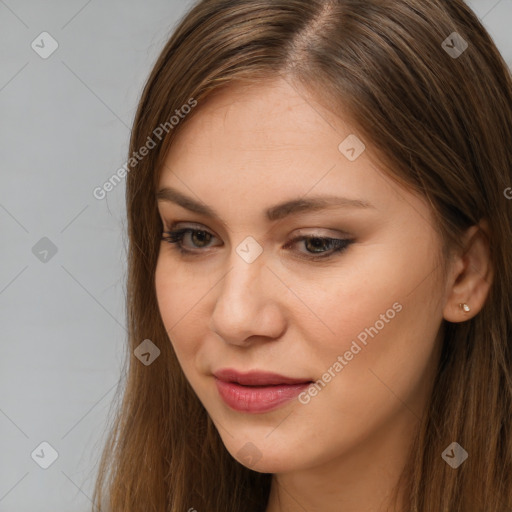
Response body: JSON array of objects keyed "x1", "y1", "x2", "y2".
[{"x1": 209, "y1": 251, "x2": 287, "y2": 346}]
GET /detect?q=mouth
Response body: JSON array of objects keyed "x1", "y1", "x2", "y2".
[
  {"x1": 213, "y1": 368, "x2": 313, "y2": 386},
  {"x1": 213, "y1": 368, "x2": 314, "y2": 413}
]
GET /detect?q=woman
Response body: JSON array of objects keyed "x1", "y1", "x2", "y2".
[{"x1": 92, "y1": 1, "x2": 512, "y2": 510}]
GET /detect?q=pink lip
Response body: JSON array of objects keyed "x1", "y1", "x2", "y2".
[
  {"x1": 213, "y1": 368, "x2": 312, "y2": 386},
  {"x1": 213, "y1": 368, "x2": 312, "y2": 413}
]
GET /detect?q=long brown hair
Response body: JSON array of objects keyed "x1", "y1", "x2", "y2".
[{"x1": 92, "y1": 1, "x2": 512, "y2": 510}]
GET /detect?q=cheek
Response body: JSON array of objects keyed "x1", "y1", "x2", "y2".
[
  {"x1": 154, "y1": 257, "x2": 176, "y2": 329},
  {"x1": 155, "y1": 253, "x2": 200, "y2": 324},
  {"x1": 154, "y1": 256, "x2": 194, "y2": 358},
  {"x1": 286, "y1": 254, "x2": 403, "y2": 356},
  {"x1": 294, "y1": 244, "x2": 442, "y2": 393},
  {"x1": 314, "y1": 238, "x2": 440, "y2": 341},
  {"x1": 154, "y1": 254, "x2": 211, "y2": 374}
]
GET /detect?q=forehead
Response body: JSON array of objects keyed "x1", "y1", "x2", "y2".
[
  {"x1": 158, "y1": 77, "x2": 428, "y2": 223},
  {"x1": 167, "y1": 78, "x2": 347, "y2": 155}
]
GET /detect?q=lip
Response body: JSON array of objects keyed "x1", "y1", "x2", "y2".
[
  {"x1": 213, "y1": 368, "x2": 313, "y2": 413},
  {"x1": 213, "y1": 368, "x2": 312, "y2": 386}
]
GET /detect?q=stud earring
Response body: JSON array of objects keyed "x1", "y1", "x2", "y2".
[{"x1": 459, "y1": 303, "x2": 471, "y2": 313}]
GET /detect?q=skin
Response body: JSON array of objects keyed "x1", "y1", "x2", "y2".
[{"x1": 154, "y1": 77, "x2": 493, "y2": 512}]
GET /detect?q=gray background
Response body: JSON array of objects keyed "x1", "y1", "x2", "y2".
[{"x1": 0, "y1": 1, "x2": 510, "y2": 510}]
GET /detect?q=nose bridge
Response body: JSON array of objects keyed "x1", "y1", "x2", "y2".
[
  {"x1": 218, "y1": 247, "x2": 267, "y2": 311},
  {"x1": 210, "y1": 245, "x2": 284, "y2": 343},
  {"x1": 223, "y1": 231, "x2": 269, "y2": 292}
]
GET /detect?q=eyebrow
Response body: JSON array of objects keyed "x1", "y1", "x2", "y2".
[{"x1": 156, "y1": 186, "x2": 375, "y2": 222}]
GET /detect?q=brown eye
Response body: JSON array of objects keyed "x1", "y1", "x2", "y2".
[
  {"x1": 187, "y1": 229, "x2": 212, "y2": 248},
  {"x1": 304, "y1": 237, "x2": 332, "y2": 253},
  {"x1": 162, "y1": 228, "x2": 219, "y2": 251},
  {"x1": 162, "y1": 224, "x2": 353, "y2": 261},
  {"x1": 284, "y1": 236, "x2": 354, "y2": 260}
]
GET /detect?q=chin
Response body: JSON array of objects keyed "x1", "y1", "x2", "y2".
[{"x1": 215, "y1": 430, "x2": 311, "y2": 473}]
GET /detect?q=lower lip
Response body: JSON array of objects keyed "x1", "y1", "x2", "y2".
[{"x1": 214, "y1": 378, "x2": 311, "y2": 413}]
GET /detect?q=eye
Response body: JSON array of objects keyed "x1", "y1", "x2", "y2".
[
  {"x1": 161, "y1": 224, "x2": 354, "y2": 260},
  {"x1": 161, "y1": 226, "x2": 219, "y2": 252},
  {"x1": 283, "y1": 235, "x2": 353, "y2": 260}
]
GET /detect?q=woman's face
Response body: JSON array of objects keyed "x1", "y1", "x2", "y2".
[{"x1": 155, "y1": 77, "x2": 448, "y2": 474}]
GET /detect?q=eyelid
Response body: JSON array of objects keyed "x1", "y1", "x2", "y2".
[
  {"x1": 163, "y1": 220, "x2": 219, "y2": 236},
  {"x1": 162, "y1": 220, "x2": 352, "y2": 240},
  {"x1": 291, "y1": 227, "x2": 354, "y2": 239},
  {"x1": 161, "y1": 221, "x2": 354, "y2": 262}
]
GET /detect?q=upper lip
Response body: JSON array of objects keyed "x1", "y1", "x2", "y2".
[{"x1": 213, "y1": 368, "x2": 313, "y2": 386}]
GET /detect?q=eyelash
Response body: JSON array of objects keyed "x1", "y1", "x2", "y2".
[{"x1": 161, "y1": 226, "x2": 354, "y2": 260}]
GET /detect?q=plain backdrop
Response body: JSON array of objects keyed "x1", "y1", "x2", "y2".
[{"x1": 1, "y1": 1, "x2": 511, "y2": 510}]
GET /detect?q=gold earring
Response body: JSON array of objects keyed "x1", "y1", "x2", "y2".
[{"x1": 459, "y1": 303, "x2": 471, "y2": 313}]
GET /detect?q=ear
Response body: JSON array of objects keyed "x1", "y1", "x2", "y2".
[{"x1": 443, "y1": 219, "x2": 493, "y2": 322}]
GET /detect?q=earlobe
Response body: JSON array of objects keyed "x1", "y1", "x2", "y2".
[
  {"x1": 442, "y1": 219, "x2": 493, "y2": 323},
  {"x1": 458, "y1": 303, "x2": 471, "y2": 313}
]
